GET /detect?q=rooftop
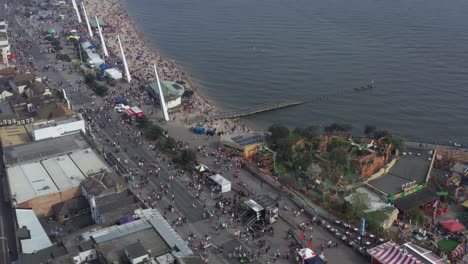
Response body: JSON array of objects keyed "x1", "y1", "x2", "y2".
[
  {"x1": 69, "y1": 148, "x2": 109, "y2": 176},
  {"x1": 0, "y1": 125, "x2": 31, "y2": 147},
  {"x1": 52, "y1": 196, "x2": 88, "y2": 217},
  {"x1": 16, "y1": 208, "x2": 53, "y2": 253},
  {"x1": 91, "y1": 208, "x2": 192, "y2": 262},
  {"x1": 19, "y1": 245, "x2": 68, "y2": 264},
  {"x1": 3, "y1": 133, "x2": 89, "y2": 165},
  {"x1": 98, "y1": 228, "x2": 167, "y2": 263},
  {"x1": 367, "y1": 148, "x2": 432, "y2": 195},
  {"x1": 148, "y1": 80, "x2": 185, "y2": 101},
  {"x1": 345, "y1": 187, "x2": 393, "y2": 213},
  {"x1": 81, "y1": 172, "x2": 123, "y2": 197},
  {"x1": 8, "y1": 162, "x2": 59, "y2": 204},
  {"x1": 392, "y1": 182, "x2": 439, "y2": 213},
  {"x1": 221, "y1": 132, "x2": 265, "y2": 148},
  {"x1": 41, "y1": 156, "x2": 86, "y2": 191},
  {"x1": 125, "y1": 241, "x2": 147, "y2": 259},
  {"x1": 32, "y1": 114, "x2": 83, "y2": 130},
  {"x1": 0, "y1": 100, "x2": 13, "y2": 115}
]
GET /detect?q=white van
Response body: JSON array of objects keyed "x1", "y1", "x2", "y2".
[{"x1": 114, "y1": 104, "x2": 130, "y2": 113}]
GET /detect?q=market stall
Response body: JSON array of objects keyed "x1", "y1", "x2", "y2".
[
  {"x1": 104, "y1": 68, "x2": 122, "y2": 80},
  {"x1": 209, "y1": 174, "x2": 231, "y2": 193}
]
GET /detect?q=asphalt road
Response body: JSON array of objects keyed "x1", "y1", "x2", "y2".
[{"x1": 95, "y1": 114, "x2": 205, "y2": 223}]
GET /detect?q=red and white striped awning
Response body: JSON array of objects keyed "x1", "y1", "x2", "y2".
[
  {"x1": 368, "y1": 241, "x2": 423, "y2": 264},
  {"x1": 451, "y1": 242, "x2": 465, "y2": 258}
]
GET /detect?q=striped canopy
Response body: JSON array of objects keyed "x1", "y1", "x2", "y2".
[
  {"x1": 195, "y1": 164, "x2": 210, "y2": 172},
  {"x1": 368, "y1": 241, "x2": 422, "y2": 264}
]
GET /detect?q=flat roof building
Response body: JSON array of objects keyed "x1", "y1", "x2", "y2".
[
  {"x1": 32, "y1": 114, "x2": 85, "y2": 141},
  {"x1": 69, "y1": 148, "x2": 110, "y2": 176},
  {"x1": 4, "y1": 134, "x2": 110, "y2": 216},
  {"x1": 89, "y1": 208, "x2": 192, "y2": 263},
  {"x1": 221, "y1": 132, "x2": 266, "y2": 158},
  {"x1": 0, "y1": 125, "x2": 32, "y2": 147},
  {"x1": 16, "y1": 208, "x2": 53, "y2": 254},
  {"x1": 148, "y1": 80, "x2": 185, "y2": 109},
  {"x1": 3, "y1": 133, "x2": 90, "y2": 166}
]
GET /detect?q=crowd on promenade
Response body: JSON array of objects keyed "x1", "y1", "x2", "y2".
[{"x1": 3, "y1": 1, "x2": 362, "y2": 263}]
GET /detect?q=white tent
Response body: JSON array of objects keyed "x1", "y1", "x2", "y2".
[
  {"x1": 104, "y1": 68, "x2": 123, "y2": 80},
  {"x1": 87, "y1": 53, "x2": 104, "y2": 68},
  {"x1": 209, "y1": 174, "x2": 231, "y2": 193},
  {"x1": 296, "y1": 248, "x2": 316, "y2": 260}
]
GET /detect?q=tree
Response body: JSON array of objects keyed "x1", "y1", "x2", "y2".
[
  {"x1": 293, "y1": 126, "x2": 318, "y2": 139},
  {"x1": 364, "y1": 125, "x2": 376, "y2": 136},
  {"x1": 305, "y1": 163, "x2": 322, "y2": 180},
  {"x1": 324, "y1": 123, "x2": 353, "y2": 133},
  {"x1": 373, "y1": 129, "x2": 390, "y2": 139},
  {"x1": 162, "y1": 137, "x2": 177, "y2": 152},
  {"x1": 136, "y1": 116, "x2": 150, "y2": 129},
  {"x1": 84, "y1": 73, "x2": 96, "y2": 84},
  {"x1": 350, "y1": 191, "x2": 370, "y2": 217},
  {"x1": 268, "y1": 124, "x2": 290, "y2": 145},
  {"x1": 267, "y1": 124, "x2": 293, "y2": 162},
  {"x1": 329, "y1": 148, "x2": 348, "y2": 166}
]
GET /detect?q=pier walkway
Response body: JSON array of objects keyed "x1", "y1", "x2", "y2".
[{"x1": 189, "y1": 100, "x2": 304, "y2": 124}]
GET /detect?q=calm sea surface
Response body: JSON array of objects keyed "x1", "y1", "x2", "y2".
[{"x1": 124, "y1": 0, "x2": 468, "y2": 144}]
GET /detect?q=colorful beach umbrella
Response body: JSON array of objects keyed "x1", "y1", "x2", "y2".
[{"x1": 195, "y1": 164, "x2": 210, "y2": 172}]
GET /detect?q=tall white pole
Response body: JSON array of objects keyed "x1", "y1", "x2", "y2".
[
  {"x1": 81, "y1": 2, "x2": 93, "y2": 38},
  {"x1": 153, "y1": 64, "x2": 169, "y2": 121},
  {"x1": 71, "y1": 0, "x2": 82, "y2": 23},
  {"x1": 118, "y1": 35, "x2": 131, "y2": 83},
  {"x1": 95, "y1": 16, "x2": 108, "y2": 57}
]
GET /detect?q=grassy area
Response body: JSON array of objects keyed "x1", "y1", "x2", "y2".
[{"x1": 437, "y1": 238, "x2": 459, "y2": 251}]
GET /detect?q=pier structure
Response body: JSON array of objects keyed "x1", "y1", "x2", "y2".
[
  {"x1": 190, "y1": 100, "x2": 304, "y2": 123},
  {"x1": 153, "y1": 64, "x2": 169, "y2": 121},
  {"x1": 96, "y1": 16, "x2": 108, "y2": 57},
  {"x1": 81, "y1": 2, "x2": 93, "y2": 38},
  {"x1": 117, "y1": 35, "x2": 131, "y2": 83}
]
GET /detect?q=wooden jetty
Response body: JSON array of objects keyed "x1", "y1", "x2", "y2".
[{"x1": 190, "y1": 100, "x2": 305, "y2": 124}]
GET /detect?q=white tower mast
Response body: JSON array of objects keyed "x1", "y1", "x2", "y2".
[
  {"x1": 118, "y1": 35, "x2": 131, "y2": 83},
  {"x1": 71, "y1": 0, "x2": 82, "y2": 23},
  {"x1": 81, "y1": 2, "x2": 93, "y2": 37},
  {"x1": 95, "y1": 16, "x2": 108, "y2": 57},
  {"x1": 153, "y1": 64, "x2": 169, "y2": 121}
]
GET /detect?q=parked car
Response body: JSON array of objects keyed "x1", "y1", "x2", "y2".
[{"x1": 114, "y1": 104, "x2": 130, "y2": 113}]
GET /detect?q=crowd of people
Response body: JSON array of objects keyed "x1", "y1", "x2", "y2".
[{"x1": 2, "y1": 1, "x2": 355, "y2": 263}]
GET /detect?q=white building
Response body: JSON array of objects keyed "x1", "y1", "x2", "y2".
[
  {"x1": 32, "y1": 114, "x2": 85, "y2": 141},
  {"x1": 148, "y1": 80, "x2": 185, "y2": 109},
  {"x1": 16, "y1": 208, "x2": 53, "y2": 253},
  {"x1": 0, "y1": 20, "x2": 11, "y2": 68}
]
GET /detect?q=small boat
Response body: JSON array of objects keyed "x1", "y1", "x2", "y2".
[{"x1": 354, "y1": 81, "x2": 375, "y2": 91}]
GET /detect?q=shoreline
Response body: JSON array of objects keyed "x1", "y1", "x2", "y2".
[{"x1": 84, "y1": 0, "x2": 223, "y2": 121}]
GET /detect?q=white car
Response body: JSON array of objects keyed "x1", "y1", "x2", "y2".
[{"x1": 114, "y1": 104, "x2": 130, "y2": 113}]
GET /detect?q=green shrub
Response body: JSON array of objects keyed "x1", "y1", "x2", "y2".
[
  {"x1": 106, "y1": 78, "x2": 116, "y2": 86},
  {"x1": 59, "y1": 54, "x2": 71, "y2": 62}
]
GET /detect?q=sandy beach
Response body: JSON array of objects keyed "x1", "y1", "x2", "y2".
[{"x1": 81, "y1": 0, "x2": 255, "y2": 135}]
